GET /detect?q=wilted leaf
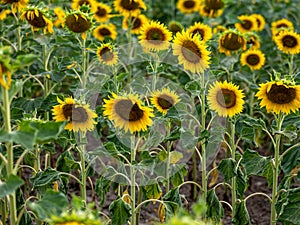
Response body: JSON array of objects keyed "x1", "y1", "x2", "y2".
[
  {"x1": 169, "y1": 151, "x2": 183, "y2": 164},
  {"x1": 109, "y1": 198, "x2": 131, "y2": 225},
  {"x1": 241, "y1": 149, "x2": 271, "y2": 176},
  {"x1": 30, "y1": 168, "x2": 61, "y2": 188},
  {"x1": 158, "y1": 203, "x2": 166, "y2": 222},
  {"x1": 232, "y1": 200, "x2": 251, "y2": 225},
  {"x1": 143, "y1": 183, "x2": 162, "y2": 201},
  {"x1": 217, "y1": 158, "x2": 237, "y2": 181},
  {"x1": 209, "y1": 160, "x2": 219, "y2": 187},
  {"x1": 206, "y1": 189, "x2": 224, "y2": 223}
]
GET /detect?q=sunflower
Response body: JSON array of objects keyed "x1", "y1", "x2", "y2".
[
  {"x1": 93, "y1": 23, "x2": 117, "y2": 41},
  {"x1": 103, "y1": 93, "x2": 154, "y2": 133},
  {"x1": 251, "y1": 13, "x2": 265, "y2": 31},
  {"x1": 92, "y1": 2, "x2": 111, "y2": 23},
  {"x1": 199, "y1": 4, "x2": 223, "y2": 18},
  {"x1": 187, "y1": 22, "x2": 212, "y2": 42},
  {"x1": 49, "y1": 210, "x2": 102, "y2": 225},
  {"x1": 0, "y1": 61, "x2": 11, "y2": 90},
  {"x1": 173, "y1": 30, "x2": 210, "y2": 73},
  {"x1": 0, "y1": 7, "x2": 10, "y2": 20},
  {"x1": 274, "y1": 30, "x2": 300, "y2": 55},
  {"x1": 52, "y1": 97, "x2": 97, "y2": 132},
  {"x1": 65, "y1": 11, "x2": 92, "y2": 39},
  {"x1": 168, "y1": 21, "x2": 183, "y2": 36},
  {"x1": 71, "y1": 0, "x2": 96, "y2": 11},
  {"x1": 150, "y1": 88, "x2": 180, "y2": 115},
  {"x1": 53, "y1": 7, "x2": 65, "y2": 27},
  {"x1": 139, "y1": 20, "x2": 172, "y2": 52},
  {"x1": 213, "y1": 25, "x2": 227, "y2": 34},
  {"x1": 20, "y1": 7, "x2": 54, "y2": 34},
  {"x1": 207, "y1": 80, "x2": 245, "y2": 117},
  {"x1": 204, "y1": 0, "x2": 225, "y2": 11},
  {"x1": 1, "y1": 0, "x2": 28, "y2": 13},
  {"x1": 240, "y1": 49, "x2": 265, "y2": 70},
  {"x1": 235, "y1": 15, "x2": 258, "y2": 33},
  {"x1": 122, "y1": 14, "x2": 148, "y2": 34},
  {"x1": 246, "y1": 32, "x2": 261, "y2": 49},
  {"x1": 256, "y1": 80, "x2": 300, "y2": 114},
  {"x1": 271, "y1": 18, "x2": 294, "y2": 37},
  {"x1": 218, "y1": 29, "x2": 247, "y2": 55},
  {"x1": 113, "y1": 0, "x2": 146, "y2": 17},
  {"x1": 96, "y1": 43, "x2": 118, "y2": 66},
  {"x1": 176, "y1": 0, "x2": 200, "y2": 14}
]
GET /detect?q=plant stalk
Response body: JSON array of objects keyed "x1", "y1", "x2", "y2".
[
  {"x1": 79, "y1": 132, "x2": 87, "y2": 205},
  {"x1": 230, "y1": 120, "x2": 237, "y2": 214},
  {"x1": 130, "y1": 136, "x2": 137, "y2": 225}
]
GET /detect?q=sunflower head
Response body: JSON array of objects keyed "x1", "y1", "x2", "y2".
[
  {"x1": 20, "y1": 6, "x2": 54, "y2": 34},
  {"x1": 168, "y1": 21, "x2": 184, "y2": 36},
  {"x1": 218, "y1": 29, "x2": 247, "y2": 55},
  {"x1": 93, "y1": 23, "x2": 117, "y2": 41},
  {"x1": 53, "y1": 7, "x2": 66, "y2": 27},
  {"x1": 103, "y1": 93, "x2": 154, "y2": 134},
  {"x1": 187, "y1": 22, "x2": 213, "y2": 42},
  {"x1": 245, "y1": 32, "x2": 261, "y2": 49},
  {"x1": 71, "y1": 0, "x2": 96, "y2": 12},
  {"x1": 52, "y1": 96, "x2": 97, "y2": 133},
  {"x1": 139, "y1": 20, "x2": 172, "y2": 52},
  {"x1": 0, "y1": 7, "x2": 11, "y2": 20},
  {"x1": 271, "y1": 18, "x2": 294, "y2": 37},
  {"x1": 122, "y1": 14, "x2": 148, "y2": 34},
  {"x1": 150, "y1": 88, "x2": 180, "y2": 115},
  {"x1": 92, "y1": 2, "x2": 111, "y2": 23},
  {"x1": 1, "y1": 0, "x2": 28, "y2": 13},
  {"x1": 96, "y1": 43, "x2": 118, "y2": 66},
  {"x1": 199, "y1": 4, "x2": 223, "y2": 18},
  {"x1": 113, "y1": 0, "x2": 146, "y2": 17},
  {"x1": 204, "y1": 0, "x2": 224, "y2": 10},
  {"x1": 274, "y1": 30, "x2": 300, "y2": 55},
  {"x1": 256, "y1": 80, "x2": 300, "y2": 114},
  {"x1": 240, "y1": 49, "x2": 265, "y2": 70},
  {"x1": 251, "y1": 13, "x2": 265, "y2": 31},
  {"x1": 235, "y1": 15, "x2": 258, "y2": 33},
  {"x1": 177, "y1": 0, "x2": 200, "y2": 14},
  {"x1": 65, "y1": 10, "x2": 92, "y2": 39},
  {"x1": 207, "y1": 80, "x2": 245, "y2": 117}
]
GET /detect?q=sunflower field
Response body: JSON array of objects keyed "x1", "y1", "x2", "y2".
[{"x1": 1, "y1": 0, "x2": 300, "y2": 224}]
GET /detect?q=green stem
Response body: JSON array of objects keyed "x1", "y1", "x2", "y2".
[
  {"x1": 288, "y1": 54, "x2": 294, "y2": 76},
  {"x1": 136, "y1": 187, "x2": 143, "y2": 225},
  {"x1": 35, "y1": 145, "x2": 41, "y2": 172},
  {"x1": 165, "y1": 141, "x2": 171, "y2": 193},
  {"x1": 1, "y1": 199, "x2": 6, "y2": 225},
  {"x1": 230, "y1": 120, "x2": 237, "y2": 215},
  {"x1": 130, "y1": 136, "x2": 137, "y2": 225},
  {"x1": 79, "y1": 132, "x2": 87, "y2": 205},
  {"x1": 81, "y1": 38, "x2": 87, "y2": 89},
  {"x1": 2, "y1": 87, "x2": 17, "y2": 225}
]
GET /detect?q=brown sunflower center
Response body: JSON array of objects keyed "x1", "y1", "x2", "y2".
[
  {"x1": 216, "y1": 89, "x2": 236, "y2": 108},
  {"x1": 157, "y1": 94, "x2": 174, "y2": 110},
  {"x1": 282, "y1": 35, "x2": 298, "y2": 48},
  {"x1": 98, "y1": 27, "x2": 111, "y2": 36},
  {"x1": 131, "y1": 17, "x2": 142, "y2": 29},
  {"x1": 26, "y1": 11, "x2": 47, "y2": 28},
  {"x1": 246, "y1": 54, "x2": 260, "y2": 65},
  {"x1": 221, "y1": 32, "x2": 245, "y2": 51},
  {"x1": 115, "y1": 100, "x2": 144, "y2": 122},
  {"x1": 99, "y1": 47, "x2": 114, "y2": 61},
  {"x1": 256, "y1": 18, "x2": 261, "y2": 27},
  {"x1": 62, "y1": 104, "x2": 88, "y2": 122},
  {"x1": 241, "y1": 19, "x2": 253, "y2": 30},
  {"x1": 96, "y1": 7, "x2": 107, "y2": 17},
  {"x1": 146, "y1": 28, "x2": 166, "y2": 42},
  {"x1": 183, "y1": 0, "x2": 196, "y2": 9},
  {"x1": 78, "y1": 0, "x2": 91, "y2": 7},
  {"x1": 65, "y1": 13, "x2": 91, "y2": 33},
  {"x1": 3, "y1": 0, "x2": 19, "y2": 4},
  {"x1": 120, "y1": 0, "x2": 140, "y2": 11},
  {"x1": 181, "y1": 40, "x2": 201, "y2": 63},
  {"x1": 205, "y1": 0, "x2": 224, "y2": 10},
  {"x1": 191, "y1": 28, "x2": 205, "y2": 39},
  {"x1": 169, "y1": 22, "x2": 182, "y2": 34},
  {"x1": 276, "y1": 23, "x2": 288, "y2": 29},
  {"x1": 266, "y1": 84, "x2": 296, "y2": 104}
]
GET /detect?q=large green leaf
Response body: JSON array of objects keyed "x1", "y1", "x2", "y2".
[
  {"x1": 95, "y1": 176, "x2": 111, "y2": 207},
  {"x1": 241, "y1": 149, "x2": 271, "y2": 176},
  {"x1": 282, "y1": 145, "x2": 300, "y2": 175},
  {"x1": 0, "y1": 174, "x2": 24, "y2": 198},
  {"x1": 232, "y1": 200, "x2": 251, "y2": 225},
  {"x1": 206, "y1": 189, "x2": 224, "y2": 223},
  {"x1": 162, "y1": 187, "x2": 182, "y2": 219},
  {"x1": 30, "y1": 167, "x2": 61, "y2": 189},
  {"x1": 109, "y1": 198, "x2": 131, "y2": 225},
  {"x1": 143, "y1": 183, "x2": 162, "y2": 200},
  {"x1": 217, "y1": 158, "x2": 237, "y2": 181}
]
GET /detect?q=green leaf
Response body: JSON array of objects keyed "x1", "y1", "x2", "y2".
[
  {"x1": 261, "y1": 161, "x2": 273, "y2": 187},
  {"x1": 241, "y1": 149, "x2": 271, "y2": 176},
  {"x1": 236, "y1": 168, "x2": 247, "y2": 198},
  {"x1": 206, "y1": 189, "x2": 224, "y2": 223},
  {"x1": 0, "y1": 175, "x2": 24, "y2": 198},
  {"x1": 162, "y1": 187, "x2": 182, "y2": 219},
  {"x1": 95, "y1": 176, "x2": 111, "y2": 207},
  {"x1": 56, "y1": 151, "x2": 78, "y2": 173},
  {"x1": 28, "y1": 190, "x2": 68, "y2": 221},
  {"x1": 282, "y1": 145, "x2": 300, "y2": 175},
  {"x1": 232, "y1": 200, "x2": 251, "y2": 225},
  {"x1": 10, "y1": 130, "x2": 37, "y2": 150},
  {"x1": 143, "y1": 183, "x2": 162, "y2": 200},
  {"x1": 218, "y1": 158, "x2": 237, "y2": 181},
  {"x1": 170, "y1": 165, "x2": 188, "y2": 187},
  {"x1": 30, "y1": 168, "x2": 61, "y2": 189},
  {"x1": 109, "y1": 198, "x2": 131, "y2": 225}
]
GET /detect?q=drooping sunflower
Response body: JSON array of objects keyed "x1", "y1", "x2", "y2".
[
  {"x1": 207, "y1": 80, "x2": 245, "y2": 117},
  {"x1": 1, "y1": 0, "x2": 28, "y2": 13},
  {"x1": 176, "y1": 0, "x2": 200, "y2": 14},
  {"x1": 52, "y1": 97, "x2": 97, "y2": 133},
  {"x1": 93, "y1": 23, "x2": 117, "y2": 41},
  {"x1": 187, "y1": 22, "x2": 213, "y2": 42},
  {"x1": 64, "y1": 10, "x2": 92, "y2": 39},
  {"x1": 113, "y1": 0, "x2": 146, "y2": 17},
  {"x1": 103, "y1": 93, "x2": 154, "y2": 133},
  {"x1": 271, "y1": 18, "x2": 294, "y2": 37},
  {"x1": 71, "y1": 0, "x2": 96, "y2": 11},
  {"x1": 199, "y1": 4, "x2": 223, "y2": 18},
  {"x1": 20, "y1": 7, "x2": 54, "y2": 34},
  {"x1": 240, "y1": 49, "x2": 265, "y2": 70},
  {"x1": 0, "y1": 61, "x2": 11, "y2": 90},
  {"x1": 139, "y1": 20, "x2": 172, "y2": 52},
  {"x1": 204, "y1": 0, "x2": 225, "y2": 11},
  {"x1": 251, "y1": 13, "x2": 265, "y2": 31},
  {"x1": 218, "y1": 29, "x2": 247, "y2": 55},
  {"x1": 49, "y1": 210, "x2": 102, "y2": 225},
  {"x1": 0, "y1": 7, "x2": 10, "y2": 20},
  {"x1": 92, "y1": 2, "x2": 111, "y2": 23},
  {"x1": 96, "y1": 43, "x2": 118, "y2": 66},
  {"x1": 256, "y1": 80, "x2": 300, "y2": 114},
  {"x1": 53, "y1": 7, "x2": 65, "y2": 27},
  {"x1": 246, "y1": 32, "x2": 261, "y2": 49},
  {"x1": 274, "y1": 30, "x2": 300, "y2": 55},
  {"x1": 235, "y1": 15, "x2": 258, "y2": 33},
  {"x1": 173, "y1": 30, "x2": 211, "y2": 73},
  {"x1": 150, "y1": 88, "x2": 180, "y2": 115},
  {"x1": 122, "y1": 14, "x2": 148, "y2": 34},
  {"x1": 168, "y1": 21, "x2": 183, "y2": 36}
]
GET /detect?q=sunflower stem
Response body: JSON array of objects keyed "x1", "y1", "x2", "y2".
[
  {"x1": 229, "y1": 119, "x2": 237, "y2": 217},
  {"x1": 79, "y1": 131, "x2": 87, "y2": 205},
  {"x1": 130, "y1": 135, "x2": 137, "y2": 225},
  {"x1": 81, "y1": 37, "x2": 87, "y2": 89},
  {"x1": 288, "y1": 54, "x2": 294, "y2": 76}
]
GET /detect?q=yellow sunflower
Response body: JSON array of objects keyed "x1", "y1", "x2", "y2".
[
  {"x1": 139, "y1": 20, "x2": 172, "y2": 52},
  {"x1": 113, "y1": 0, "x2": 146, "y2": 17},
  {"x1": 256, "y1": 80, "x2": 300, "y2": 114},
  {"x1": 122, "y1": 14, "x2": 148, "y2": 34},
  {"x1": 176, "y1": 0, "x2": 200, "y2": 14},
  {"x1": 96, "y1": 43, "x2": 118, "y2": 66},
  {"x1": 274, "y1": 30, "x2": 300, "y2": 55},
  {"x1": 92, "y1": 2, "x2": 111, "y2": 23},
  {"x1": 207, "y1": 80, "x2": 245, "y2": 117},
  {"x1": 218, "y1": 29, "x2": 247, "y2": 55},
  {"x1": 199, "y1": 0, "x2": 224, "y2": 18},
  {"x1": 52, "y1": 97, "x2": 97, "y2": 133},
  {"x1": 251, "y1": 13, "x2": 265, "y2": 31},
  {"x1": 0, "y1": 7, "x2": 11, "y2": 20},
  {"x1": 1, "y1": 0, "x2": 28, "y2": 13},
  {"x1": 150, "y1": 88, "x2": 180, "y2": 115},
  {"x1": 93, "y1": 23, "x2": 117, "y2": 41},
  {"x1": 0, "y1": 61, "x2": 11, "y2": 90},
  {"x1": 173, "y1": 30, "x2": 211, "y2": 74},
  {"x1": 103, "y1": 93, "x2": 154, "y2": 133},
  {"x1": 168, "y1": 21, "x2": 183, "y2": 36},
  {"x1": 187, "y1": 22, "x2": 213, "y2": 42},
  {"x1": 246, "y1": 32, "x2": 261, "y2": 49},
  {"x1": 235, "y1": 15, "x2": 258, "y2": 33},
  {"x1": 271, "y1": 18, "x2": 294, "y2": 37},
  {"x1": 64, "y1": 11, "x2": 92, "y2": 39},
  {"x1": 71, "y1": 0, "x2": 96, "y2": 11},
  {"x1": 240, "y1": 49, "x2": 265, "y2": 70},
  {"x1": 20, "y1": 7, "x2": 54, "y2": 34},
  {"x1": 49, "y1": 210, "x2": 102, "y2": 225},
  {"x1": 53, "y1": 7, "x2": 65, "y2": 27}
]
